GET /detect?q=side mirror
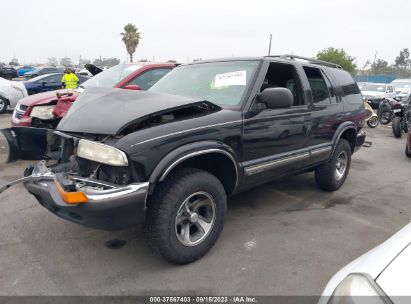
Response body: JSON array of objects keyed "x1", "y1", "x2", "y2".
[
  {"x1": 41, "y1": 81, "x2": 47, "y2": 86},
  {"x1": 258, "y1": 88, "x2": 294, "y2": 109},
  {"x1": 123, "y1": 84, "x2": 141, "y2": 91}
]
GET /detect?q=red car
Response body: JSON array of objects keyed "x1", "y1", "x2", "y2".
[
  {"x1": 12, "y1": 63, "x2": 176, "y2": 128},
  {"x1": 406, "y1": 128, "x2": 411, "y2": 157}
]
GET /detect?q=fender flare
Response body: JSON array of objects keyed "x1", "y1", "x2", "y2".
[
  {"x1": 331, "y1": 121, "x2": 358, "y2": 154},
  {"x1": 148, "y1": 140, "x2": 239, "y2": 189}
]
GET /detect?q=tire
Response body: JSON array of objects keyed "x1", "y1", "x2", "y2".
[
  {"x1": 392, "y1": 117, "x2": 402, "y2": 138},
  {"x1": 367, "y1": 116, "x2": 379, "y2": 128},
  {"x1": 144, "y1": 168, "x2": 227, "y2": 264},
  {"x1": 0, "y1": 97, "x2": 8, "y2": 114},
  {"x1": 379, "y1": 111, "x2": 393, "y2": 125},
  {"x1": 406, "y1": 142, "x2": 411, "y2": 158},
  {"x1": 315, "y1": 139, "x2": 352, "y2": 191}
]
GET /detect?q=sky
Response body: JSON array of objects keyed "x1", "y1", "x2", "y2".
[{"x1": 1, "y1": 0, "x2": 410, "y2": 67}]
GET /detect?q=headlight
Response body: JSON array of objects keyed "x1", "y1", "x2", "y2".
[
  {"x1": 328, "y1": 274, "x2": 390, "y2": 304},
  {"x1": 30, "y1": 105, "x2": 55, "y2": 120},
  {"x1": 77, "y1": 139, "x2": 128, "y2": 167}
]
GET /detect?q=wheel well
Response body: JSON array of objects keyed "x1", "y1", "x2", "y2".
[
  {"x1": 339, "y1": 128, "x2": 356, "y2": 153},
  {"x1": 160, "y1": 153, "x2": 237, "y2": 195}
]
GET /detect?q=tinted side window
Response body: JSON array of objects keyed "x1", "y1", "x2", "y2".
[
  {"x1": 328, "y1": 69, "x2": 362, "y2": 104},
  {"x1": 45, "y1": 75, "x2": 62, "y2": 82},
  {"x1": 303, "y1": 67, "x2": 331, "y2": 105},
  {"x1": 127, "y1": 68, "x2": 171, "y2": 90}
]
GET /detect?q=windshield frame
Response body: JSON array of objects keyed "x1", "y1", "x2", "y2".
[{"x1": 149, "y1": 59, "x2": 263, "y2": 110}]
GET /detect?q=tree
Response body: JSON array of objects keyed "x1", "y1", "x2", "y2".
[
  {"x1": 9, "y1": 58, "x2": 19, "y2": 66},
  {"x1": 371, "y1": 59, "x2": 388, "y2": 74},
  {"x1": 79, "y1": 58, "x2": 91, "y2": 67},
  {"x1": 60, "y1": 57, "x2": 73, "y2": 67},
  {"x1": 316, "y1": 47, "x2": 356, "y2": 72},
  {"x1": 92, "y1": 57, "x2": 120, "y2": 67},
  {"x1": 121, "y1": 23, "x2": 141, "y2": 63},
  {"x1": 394, "y1": 48, "x2": 410, "y2": 70},
  {"x1": 47, "y1": 57, "x2": 58, "y2": 66}
]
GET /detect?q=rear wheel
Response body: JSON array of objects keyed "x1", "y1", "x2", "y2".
[
  {"x1": 315, "y1": 139, "x2": 352, "y2": 191},
  {"x1": 392, "y1": 117, "x2": 402, "y2": 138},
  {"x1": 0, "y1": 97, "x2": 8, "y2": 114},
  {"x1": 144, "y1": 168, "x2": 227, "y2": 264},
  {"x1": 379, "y1": 111, "x2": 392, "y2": 125}
]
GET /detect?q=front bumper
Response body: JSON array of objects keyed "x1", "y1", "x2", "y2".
[
  {"x1": 25, "y1": 177, "x2": 149, "y2": 230},
  {"x1": 355, "y1": 130, "x2": 366, "y2": 152}
]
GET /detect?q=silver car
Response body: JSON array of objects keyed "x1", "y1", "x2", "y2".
[{"x1": 320, "y1": 222, "x2": 411, "y2": 304}]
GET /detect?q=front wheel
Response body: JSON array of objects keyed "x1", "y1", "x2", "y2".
[
  {"x1": 367, "y1": 116, "x2": 379, "y2": 128},
  {"x1": 392, "y1": 117, "x2": 402, "y2": 138},
  {"x1": 144, "y1": 168, "x2": 227, "y2": 264},
  {"x1": 315, "y1": 139, "x2": 352, "y2": 191}
]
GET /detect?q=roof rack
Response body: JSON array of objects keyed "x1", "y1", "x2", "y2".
[{"x1": 269, "y1": 54, "x2": 343, "y2": 69}]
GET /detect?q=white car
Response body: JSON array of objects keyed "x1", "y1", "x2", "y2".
[
  {"x1": 391, "y1": 79, "x2": 411, "y2": 102},
  {"x1": 361, "y1": 83, "x2": 396, "y2": 109},
  {"x1": 0, "y1": 77, "x2": 28, "y2": 114},
  {"x1": 320, "y1": 222, "x2": 411, "y2": 304}
]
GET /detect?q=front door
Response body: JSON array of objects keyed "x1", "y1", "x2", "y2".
[{"x1": 242, "y1": 62, "x2": 311, "y2": 184}]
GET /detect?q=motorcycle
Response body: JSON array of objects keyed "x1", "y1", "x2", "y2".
[
  {"x1": 391, "y1": 100, "x2": 411, "y2": 138},
  {"x1": 377, "y1": 97, "x2": 396, "y2": 125},
  {"x1": 363, "y1": 98, "x2": 379, "y2": 128}
]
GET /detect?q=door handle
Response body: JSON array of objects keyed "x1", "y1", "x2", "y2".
[{"x1": 336, "y1": 113, "x2": 345, "y2": 120}]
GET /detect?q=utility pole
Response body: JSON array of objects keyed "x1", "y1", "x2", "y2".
[{"x1": 268, "y1": 34, "x2": 272, "y2": 56}]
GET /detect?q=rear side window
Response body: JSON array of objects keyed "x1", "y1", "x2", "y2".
[
  {"x1": 328, "y1": 69, "x2": 362, "y2": 104},
  {"x1": 303, "y1": 67, "x2": 331, "y2": 105}
]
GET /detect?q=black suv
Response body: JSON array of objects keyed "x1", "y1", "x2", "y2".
[{"x1": 0, "y1": 55, "x2": 366, "y2": 264}]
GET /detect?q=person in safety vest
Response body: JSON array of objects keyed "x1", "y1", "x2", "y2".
[{"x1": 61, "y1": 68, "x2": 79, "y2": 89}]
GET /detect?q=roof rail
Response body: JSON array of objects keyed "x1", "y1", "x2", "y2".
[{"x1": 269, "y1": 54, "x2": 343, "y2": 69}]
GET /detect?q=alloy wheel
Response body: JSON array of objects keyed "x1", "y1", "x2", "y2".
[
  {"x1": 175, "y1": 191, "x2": 216, "y2": 247},
  {"x1": 335, "y1": 151, "x2": 348, "y2": 180}
]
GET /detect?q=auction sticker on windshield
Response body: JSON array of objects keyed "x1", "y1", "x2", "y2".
[{"x1": 214, "y1": 70, "x2": 246, "y2": 88}]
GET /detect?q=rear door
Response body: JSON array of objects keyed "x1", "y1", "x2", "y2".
[
  {"x1": 301, "y1": 66, "x2": 342, "y2": 164},
  {"x1": 43, "y1": 74, "x2": 62, "y2": 91}
]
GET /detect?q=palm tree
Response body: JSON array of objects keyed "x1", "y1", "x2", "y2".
[{"x1": 121, "y1": 24, "x2": 141, "y2": 63}]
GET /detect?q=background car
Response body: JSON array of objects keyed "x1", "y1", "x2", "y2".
[
  {"x1": 24, "y1": 66, "x2": 64, "y2": 79},
  {"x1": 12, "y1": 62, "x2": 176, "y2": 127},
  {"x1": 320, "y1": 222, "x2": 411, "y2": 303},
  {"x1": 0, "y1": 77, "x2": 28, "y2": 113},
  {"x1": 391, "y1": 78, "x2": 411, "y2": 102},
  {"x1": 0, "y1": 63, "x2": 18, "y2": 80},
  {"x1": 17, "y1": 66, "x2": 35, "y2": 77},
  {"x1": 356, "y1": 81, "x2": 368, "y2": 89},
  {"x1": 361, "y1": 83, "x2": 396, "y2": 109},
  {"x1": 24, "y1": 73, "x2": 90, "y2": 95}
]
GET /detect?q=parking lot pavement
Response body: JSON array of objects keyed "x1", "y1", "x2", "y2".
[{"x1": 0, "y1": 111, "x2": 410, "y2": 296}]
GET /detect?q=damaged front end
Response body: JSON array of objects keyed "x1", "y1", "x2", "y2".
[{"x1": 0, "y1": 127, "x2": 148, "y2": 230}]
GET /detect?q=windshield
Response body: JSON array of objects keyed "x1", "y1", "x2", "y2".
[
  {"x1": 80, "y1": 64, "x2": 141, "y2": 89},
  {"x1": 391, "y1": 81, "x2": 411, "y2": 89},
  {"x1": 362, "y1": 84, "x2": 385, "y2": 92},
  {"x1": 149, "y1": 61, "x2": 260, "y2": 106}
]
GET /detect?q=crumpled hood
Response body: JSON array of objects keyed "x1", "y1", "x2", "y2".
[
  {"x1": 18, "y1": 90, "x2": 80, "y2": 106},
  {"x1": 57, "y1": 88, "x2": 219, "y2": 135}
]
